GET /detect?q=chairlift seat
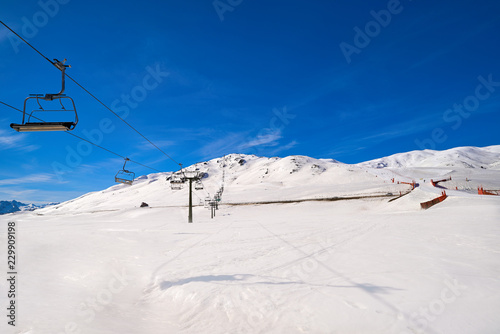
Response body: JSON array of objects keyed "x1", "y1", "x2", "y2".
[
  {"x1": 115, "y1": 177, "x2": 133, "y2": 185},
  {"x1": 171, "y1": 183, "x2": 183, "y2": 190},
  {"x1": 170, "y1": 171, "x2": 186, "y2": 190},
  {"x1": 10, "y1": 122, "x2": 76, "y2": 132},
  {"x1": 12, "y1": 60, "x2": 78, "y2": 133},
  {"x1": 115, "y1": 169, "x2": 135, "y2": 185}
]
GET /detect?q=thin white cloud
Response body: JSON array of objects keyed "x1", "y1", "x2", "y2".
[
  {"x1": 238, "y1": 129, "x2": 282, "y2": 150},
  {"x1": 136, "y1": 139, "x2": 177, "y2": 151},
  {"x1": 197, "y1": 132, "x2": 249, "y2": 160},
  {"x1": 0, "y1": 173, "x2": 55, "y2": 186},
  {"x1": 196, "y1": 128, "x2": 297, "y2": 160},
  {"x1": 324, "y1": 115, "x2": 443, "y2": 160},
  {"x1": 0, "y1": 187, "x2": 83, "y2": 204},
  {"x1": 0, "y1": 188, "x2": 37, "y2": 200},
  {"x1": 266, "y1": 140, "x2": 298, "y2": 156},
  {"x1": 0, "y1": 28, "x2": 10, "y2": 43},
  {"x1": 0, "y1": 130, "x2": 23, "y2": 146},
  {"x1": 326, "y1": 145, "x2": 367, "y2": 159},
  {"x1": 0, "y1": 130, "x2": 40, "y2": 152}
]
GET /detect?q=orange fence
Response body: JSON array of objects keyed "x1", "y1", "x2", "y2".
[
  {"x1": 420, "y1": 191, "x2": 447, "y2": 209},
  {"x1": 478, "y1": 186, "x2": 499, "y2": 196},
  {"x1": 392, "y1": 178, "x2": 417, "y2": 189},
  {"x1": 400, "y1": 181, "x2": 417, "y2": 189},
  {"x1": 431, "y1": 177, "x2": 452, "y2": 187}
]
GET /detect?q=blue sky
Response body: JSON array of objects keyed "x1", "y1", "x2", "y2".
[{"x1": 1, "y1": 0, "x2": 499, "y2": 203}]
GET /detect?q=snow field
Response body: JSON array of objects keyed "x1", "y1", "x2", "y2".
[
  {"x1": 1, "y1": 146, "x2": 499, "y2": 333},
  {"x1": 2, "y1": 191, "x2": 499, "y2": 333}
]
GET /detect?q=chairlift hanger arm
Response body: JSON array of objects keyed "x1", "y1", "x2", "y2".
[
  {"x1": 45, "y1": 59, "x2": 70, "y2": 100},
  {"x1": 123, "y1": 157, "x2": 130, "y2": 170}
]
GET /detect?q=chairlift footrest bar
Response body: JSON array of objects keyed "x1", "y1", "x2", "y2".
[{"x1": 10, "y1": 122, "x2": 75, "y2": 132}]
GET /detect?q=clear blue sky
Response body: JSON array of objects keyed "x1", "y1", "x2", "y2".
[{"x1": 1, "y1": 0, "x2": 499, "y2": 203}]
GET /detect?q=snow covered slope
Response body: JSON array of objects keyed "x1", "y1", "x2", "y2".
[
  {"x1": 359, "y1": 145, "x2": 500, "y2": 169},
  {"x1": 38, "y1": 154, "x2": 408, "y2": 214},
  {"x1": 357, "y1": 145, "x2": 500, "y2": 198},
  {"x1": 1, "y1": 146, "x2": 499, "y2": 334},
  {"x1": 38, "y1": 146, "x2": 500, "y2": 215}
]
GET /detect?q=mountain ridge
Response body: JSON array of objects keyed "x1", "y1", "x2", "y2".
[
  {"x1": 0, "y1": 200, "x2": 58, "y2": 215},
  {"x1": 8, "y1": 145, "x2": 500, "y2": 215},
  {"x1": 357, "y1": 145, "x2": 500, "y2": 169}
]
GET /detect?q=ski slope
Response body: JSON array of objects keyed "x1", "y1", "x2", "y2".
[{"x1": 1, "y1": 146, "x2": 499, "y2": 334}]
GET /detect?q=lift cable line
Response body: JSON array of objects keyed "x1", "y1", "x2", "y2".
[
  {"x1": 0, "y1": 100, "x2": 162, "y2": 173},
  {"x1": 0, "y1": 20, "x2": 182, "y2": 169}
]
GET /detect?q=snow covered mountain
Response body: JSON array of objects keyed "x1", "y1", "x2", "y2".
[
  {"x1": 358, "y1": 145, "x2": 500, "y2": 169},
  {"x1": 37, "y1": 153, "x2": 408, "y2": 215},
  {"x1": 0, "y1": 200, "x2": 58, "y2": 215},
  {"x1": 34, "y1": 146, "x2": 500, "y2": 215}
]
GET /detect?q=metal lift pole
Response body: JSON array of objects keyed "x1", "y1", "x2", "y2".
[
  {"x1": 188, "y1": 178, "x2": 193, "y2": 223},
  {"x1": 177, "y1": 170, "x2": 203, "y2": 223}
]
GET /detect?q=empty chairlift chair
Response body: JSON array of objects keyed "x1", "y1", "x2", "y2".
[
  {"x1": 10, "y1": 59, "x2": 78, "y2": 132},
  {"x1": 170, "y1": 173, "x2": 185, "y2": 190},
  {"x1": 115, "y1": 158, "x2": 135, "y2": 185},
  {"x1": 194, "y1": 180, "x2": 203, "y2": 190}
]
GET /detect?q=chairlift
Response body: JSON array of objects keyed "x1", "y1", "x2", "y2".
[
  {"x1": 10, "y1": 59, "x2": 78, "y2": 132},
  {"x1": 194, "y1": 181, "x2": 203, "y2": 190},
  {"x1": 182, "y1": 170, "x2": 198, "y2": 179},
  {"x1": 170, "y1": 173, "x2": 185, "y2": 190},
  {"x1": 115, "y1": 158, "x2": 135, "y2": 185},
  {"x1": 171, "y1": 181, "x2": 183, "y2": 190}
]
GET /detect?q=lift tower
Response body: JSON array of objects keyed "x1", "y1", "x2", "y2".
[{"x1": 182, "y1": 170, "x2": 204, "y2": 223}]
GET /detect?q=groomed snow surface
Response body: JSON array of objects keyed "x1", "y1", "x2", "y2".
[{"x1": 1, "y1": 146, "x2": 500, "y2": 334}]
